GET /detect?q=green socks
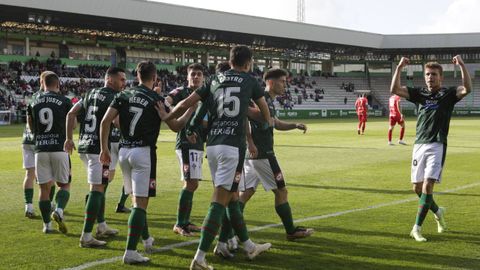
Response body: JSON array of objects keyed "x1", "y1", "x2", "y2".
[
  {"x1": 275, "y1": 202, "x2": 296, "y2": 234},
  {"x1": 227, "y1": 200, "x2": 249, "y2": 242},
  {"x1": 415, "y1": 193, "x2": 433, "y2": 226},
  {"x1": 239, "y1": 201, "x2": 245, "y2": 213},
  {"x1": 49, "y1": 185, "x2": 55, "y2": 202},
  {"x1": 39, "y1": 200, "x2": 51, "y2": 223},
  {"x1": 83, "y1": 191, "x2": 102, "y2": 233},
  {"x1": 126, "y1": 208, "x2": 146, "y2": 250},
  {"x1": 97, "y1": 184, "x2": 108, "y2": 224},
  {"x1": 24, "y1": 188, "x2": 34, "y2": 204},
  {"x1": 199, "y1": 202, "x2": 225, "y2": 252},
  {"x1": 176, "y1": 189, "x2": 193, "y2": 226},
  {"x1": 118, "y1": 186, "x2": 129, "y2": 207},
  {"x1": 219, "y1": 212, "x2": 233, "y2": 242},
  {"x1": 416, "y1": 192, "x2": 439, "y2": 213},
  {"x1": 55, "y1": 189, "x2": 70, "y2": 210},
  {"x1": 142, "y1": 216, "x2": 150, "y2": 240}
]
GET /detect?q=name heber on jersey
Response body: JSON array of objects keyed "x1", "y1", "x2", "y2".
[{"x1": 129, "y1": 96, "x2": 148, "y2": 107}]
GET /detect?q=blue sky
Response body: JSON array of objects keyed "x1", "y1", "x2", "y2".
[{"x1": 150, "y1": 0, "x2": 480, "y2": 34}]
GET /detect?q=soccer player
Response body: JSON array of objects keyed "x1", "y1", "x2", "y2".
[
  {"x1": 355, "y1": 93, "x2": 368, "y2": 134},
  {"x1": 164, "y1": 46, "x2": 273, "y2": 270},
  {"x1": 65, "y1": 67, "x2": 126, "y2": 247},
  {"x1": 238, "y1": 68, "x2": 314, "y2": 245},
  {"x1": 388, "y1": 94, "x2": 406, "y2": 145},
  {"x1": 27, "y1": 72, "x2": 72, "y2": 234},
  {"x1": 22, "y1": 71, "x2": 56, "y2": 218},
  {"x1": 166, "y1": 63, "x2": 205, "y2": 237},
  {"x1": 99, "y1": 61, "x2": 192, "y2": 264},
  {"x1": 390, "y1": 55, "x2": 471, "y2": 242}
]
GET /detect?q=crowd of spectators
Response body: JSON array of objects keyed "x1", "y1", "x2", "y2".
[
  {"x1": 14, "y1": 58, "x2": 108, "y2": 79},
  {"x1": 2, "y1": 61, "x2": 335, "y2": 123}
]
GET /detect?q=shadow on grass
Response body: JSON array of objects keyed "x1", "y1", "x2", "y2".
[{"x1": 288, "y1": 183, "x2": 412, "y2": 195}]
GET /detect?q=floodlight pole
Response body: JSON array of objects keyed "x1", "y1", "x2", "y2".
[{"x1": 297, "y1": 0, "x2": 305, "y2": 23}]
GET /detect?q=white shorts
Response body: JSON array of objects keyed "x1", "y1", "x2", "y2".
[
  {"x1": 22, "y1": 144, "x2": 35, "y2": 169},
  {"x1": 240, "y1": 157, "x2": 286, "y2": 192},
  {"x1": 80, "y1": 153, "x2": 107, "y2": 185},
  {"x1": 206, "y1": 145, "x2": 244, "y2": 192},
  {"x1": 109, "y1": 142, "x2": 119, "y2": 171},
  {"x1": 175, "y1": 148, "x2": 203, "y2": 181},
  {"x1": 119, "y1": 146, "x2": 156, "y2": 198},
  {"x1": 411, "y1": 143, "x2": 446, "y2": 183},
  {"x1": 35, "y1": 151, "x2": 70, "y2": 184}
]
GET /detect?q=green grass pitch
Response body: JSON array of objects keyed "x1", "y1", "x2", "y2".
[{"x1": 0, "y1": 117, "x2": 479, "y2": 270}]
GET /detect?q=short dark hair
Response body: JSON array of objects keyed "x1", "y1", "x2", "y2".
[
  {"x1": 187, "y1": 63, "x2": 204, "y2": 74},
  {"x1": 424, "y1": 62, "x2": 443, "y2": 76},
  {"x1": 263, "y1": 68, "x2": 288, "y2": 81},
  {"x1": 136, "y1": 61, "x2": 156, "y2": 82},
  {"x1": 44, "y1": 72, "x2": 59, "y2": 88},
  {"x1": 229, "y1": 46, "x2": 252, "y2": 67},
  {"x1": 215, "y1": 61, "x2": 230, "y2": 73},
  {"x1": 106, "y1": 66, "x2": 125, "y2": 77}
]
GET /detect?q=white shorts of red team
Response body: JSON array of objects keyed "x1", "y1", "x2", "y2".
[
  {"x1": 206, "y1": 145, "x2": 244, "y2": 191},
  {"x1": 119, "y1": 146, "x2": 154, "y2": 198},
  {"x1": 240, "y1": 159, "x2": 286, "y2": 192},
  {"x1": 411, "y1": 142, "x2": 446, "y2": 183},
  {"x1": 79, "y1": 153, "x2": 105, "y2": 185},
  {"x1": 35, "y1": 151, "x2": 70, "y2": 184},
  {"x1": 175, "y1": 149, "x2": 204, "y2": 181},
  {"x1": 22, "y1": 144, "x2": 35, "y2": 169}
]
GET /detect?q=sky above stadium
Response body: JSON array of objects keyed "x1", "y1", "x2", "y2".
[{"x1": 149, "y1": 0, "x2": 480, "y2": 34}]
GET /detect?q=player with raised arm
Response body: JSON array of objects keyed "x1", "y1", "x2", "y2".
[
  {"x1": 27, "y1": 72, "x2": 72, "y2": 234},
  {"x1": 65, "y1": 67, "x2": 126, "y2": 247},
  {"x1": 166, "y1": 63, "x2": 205, "y2": 237},
  {"x1": 390, "y1": 55, "x2": 471, "y2": 242},
  {"x1": 163, "y1": 46, "x2": 273, "y2": 270}
]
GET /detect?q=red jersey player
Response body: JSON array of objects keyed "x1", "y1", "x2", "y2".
[
  {"x1": 355, "y1": 94, "x2": 368, "y2": 135},
  {"x1": 388, "y1": 94, "x2": 406, "y2": 145}
]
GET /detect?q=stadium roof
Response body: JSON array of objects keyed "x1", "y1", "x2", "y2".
[{"x1": 1, "y1": 0, "x2": 480, "y2": 51}]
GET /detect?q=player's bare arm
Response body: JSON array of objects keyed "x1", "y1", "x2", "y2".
[
  {"x1": 453, "y1": 55, "x2": 472, "y2": 100},
  {"x1": 246, "y1": 119, "x2": 257, "y2": 158},
  {"x1": 163, "y1": 92, "x2": 201, "y2": 121},
  {"x1": 274, "y1": 118, "x2": 307, "y2": 133},
  {"x1": 246, "y1": 101, "x2": 263, "y2": 122},
  {"x1": 390, "y1": 57, "x2": 410, "y2": 99},
  {"x1": 157, "y1": 101, "x2": 196, "y2": 132},
  {"x1": 99, "y1": 107, "x2": 118, "y2": 165},
  {"x1": 64, "y1": 101, "x2": 82, "y2": 154}
]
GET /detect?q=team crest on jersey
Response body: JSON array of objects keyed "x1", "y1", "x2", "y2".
[
  {"x1": 234, "y1": 172, "x2": 241, "y2": 183},
  {"x1": 275, "y1": 172, "x2": 284, "y2": 181}
]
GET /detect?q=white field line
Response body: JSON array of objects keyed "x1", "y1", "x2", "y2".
[{"x1": 64, "y1": 181, "x2": 480, "y2": 270}]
